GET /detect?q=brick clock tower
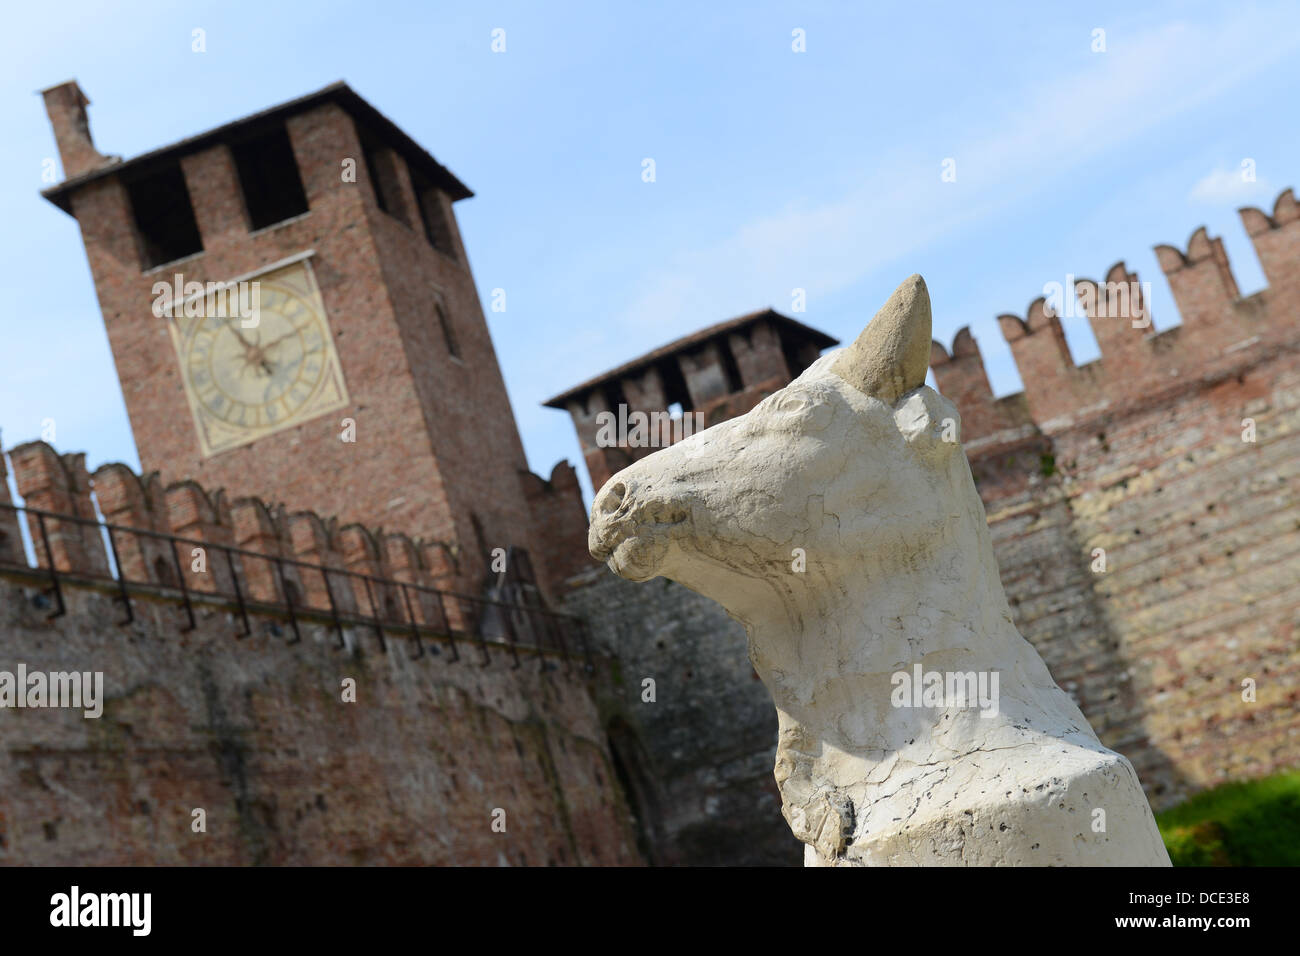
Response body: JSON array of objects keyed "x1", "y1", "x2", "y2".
[{"x1": 40, "y1": 80, "x2": 543, "y2": 593}]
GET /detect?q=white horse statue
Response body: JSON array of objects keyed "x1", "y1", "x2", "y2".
[{"x1": 589, "y1": 275, "x2": 1170, "y2": 866}]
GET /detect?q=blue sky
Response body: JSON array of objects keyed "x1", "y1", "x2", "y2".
[{"x1": 4, "y1": 0, "x2": 1299, "y2": 505}]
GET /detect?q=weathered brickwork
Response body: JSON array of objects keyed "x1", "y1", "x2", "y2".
[
  {"x1": 931, "y1": 186, "x2": 1300, "y2": 809},
  {"x1": 41, "y1": 81, "x2": 547, "y2": 597},
  {"x1": 520, "y1": 463, "x2": 597, "y2": 589},
  {"x1": 0, "y1": 448, "x2": 639, "y2": 865},
  {"x1": 561, "y1": 567, "x2": 797, "y2": 866},
  {"x1": 0, "y1": 583, "x2": 640, "y2": 865}
]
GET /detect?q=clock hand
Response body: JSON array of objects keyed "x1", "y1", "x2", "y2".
[
  {"x1": 221, "y1": 317, "x2": 277, "y2": 375},
  {"x1": 260, "y1": 325, "x2": 315, "y2": 355},
  {"x1": 223, "y1": 317, "x2": 259, "y2": 353},
  {"x1": 223, "y1": 319, "x2": 253, "y2": 348}
]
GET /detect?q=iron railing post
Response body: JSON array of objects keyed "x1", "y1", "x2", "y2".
[
  {"x1": 362, "y1": 576, "x2": 387, "y2": 653},
  {"x1": 433, "y1": 589, "x2": 457, "y2": 662},
  {"x1": 399, "y1": 582, "x2": 423, "y2": 660},
  {"x1": 502, "y1": 601, "x2": 521, "y2": 670},
  {"x1": 321, "y1": 566, "x2": 346, "y2": 649},
  {"x1": 34, "y1": 512, "x2": 65, "y2": 618},
  {"x1": 274, "y1": 556, "x2": 301, "y2": 644},
  {"x1": 225, "y1": 546, "x2": 251, "y2": 638},
  {"x1": 470, "y1": 596, "x2": 490, "y2": 665},
  {"x1": 170, "y1": 538, "x2": 196, "y2": 631},
  {"x1": 104, "y1": 525, "x2": 134, "y2": 626}
]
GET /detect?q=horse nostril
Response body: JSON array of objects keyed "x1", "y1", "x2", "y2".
[{"x1": 598, "y1": 482, "x2": 627, "y2": 516}]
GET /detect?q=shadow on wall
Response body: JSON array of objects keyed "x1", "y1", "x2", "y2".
[
  {"x1": 604, "y1": 717, "x2": 665, "y2": 864},
  {"x1": 571, "y1": 569, "x2": 799, "y2": 867},
  {"x1": 1059, "y1": 510, "x2": 1193, "y2": 809},
  {"x1": 978, "y1": 440, "x2": 1192, "y2": 811}
]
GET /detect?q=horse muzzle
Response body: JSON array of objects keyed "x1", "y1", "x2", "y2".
[{"x1": 588, "y1": 474, "x2": 689, "y2": 581}]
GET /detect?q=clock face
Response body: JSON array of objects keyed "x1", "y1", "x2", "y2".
[{"x1": 170, "y1": 259, "x2": 349, "y2": 457}]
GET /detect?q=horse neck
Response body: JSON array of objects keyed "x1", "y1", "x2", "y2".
[{"x1": 756, "y1": 494, "x2": 1074, "y2": 759}]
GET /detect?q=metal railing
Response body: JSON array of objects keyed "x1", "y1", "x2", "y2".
[{"x1": 0, "y1": 501, "x2": 594, "y2": 673}]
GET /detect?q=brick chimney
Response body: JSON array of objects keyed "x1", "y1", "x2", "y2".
[{"x1": 40, "y1": 79, "x2": 113, "y2": 179}]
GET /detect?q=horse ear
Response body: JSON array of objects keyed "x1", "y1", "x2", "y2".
[
  {"x1": 894, "y1": 389, "x2": 960, "y2": 464},
  {"x1": 831, "y1": 274, "x2": 932, "y2": 402}
]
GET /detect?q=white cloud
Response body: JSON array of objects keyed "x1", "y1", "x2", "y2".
[
  {"x1": 1189, "y1": 166, "x2": 1275, "y2": 204},
  {"x1": 609, "y1": 7, "x2": 1300, "y2": 339}
]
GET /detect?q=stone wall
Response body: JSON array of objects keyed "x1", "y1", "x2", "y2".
[
  {"x1": 561, "y1": 567, "x2": 798, "y2": 866},
  {"x1": 0, "y1": 443, "x2": 639, "y2": 865},
  {"x1": 1035, "y1": 346, "x2": 1300, "y2": 806},
  {"x1": 0, "y1": 578, "x2": 641, "y2": 865},
  {"x1": 932, "y1": 186, "x2": 1300, "y2": 810}
]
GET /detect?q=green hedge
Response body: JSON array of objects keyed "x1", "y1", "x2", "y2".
[{"x1": 1156, "y1": 770, "x2": 1300, "y2": 866}]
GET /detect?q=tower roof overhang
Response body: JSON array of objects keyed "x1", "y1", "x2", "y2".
[
  {"x1": 543, "y1": 310, "x2": 839, "y2": 409},
  {"x1": 40, "y1": 81, "x2": 473, "y2": 215}
]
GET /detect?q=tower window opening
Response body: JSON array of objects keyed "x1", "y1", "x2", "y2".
[
  {"x1": 411, "y1": 168, "x2": 457, "y2": 259},
  {"x1": 230, "y1": 124, "x2": 309, "y2": 231},
  {"x1": 126, "y1": 162, "x2": 204, "y2": 269},
  {"x1": 469, "y1": 512, "x2": 490, "y2": 570},
  {"x1": 719, "y1": 339, "x2": 744, "y2": 393},
  {"x1": 360, "y1": 140, "x2": 389, "y2": 212},
  {"x1": 658, "y1": 359, "x2": 694, "y2": 414},
  {"x1": 359, "y1": 133, "x2": 412, "y2": 226},
  {"x1": 436, "y1": 303, "x2": 461, "y2": 359}
]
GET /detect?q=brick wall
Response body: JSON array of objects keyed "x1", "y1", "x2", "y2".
[
  {"x1": 931, "y1": 185, "x2": 1300, "y2": 809},
  {"x1": 0, "y1": 447, "x2": 640, "y2": 865},
  {"x1": 521, "y1": 462, "x2": 601, "y2": 588},
  {"x1": 50, "y1": 89, "x2": 547, "y2": 595},
  {"x1": 561, "y1": 567, "x2": 798, "y2": 866},
  {"x1": 0, "y1": 583, "x2": 640, "y2": 865},
  {"x1": 359, "y1": 144, "x2": 544, "y2": 596}
]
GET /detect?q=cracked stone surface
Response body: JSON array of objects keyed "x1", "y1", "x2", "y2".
[{"x1": 589, "y1": 275, "x2": 1171, "y2": 866}]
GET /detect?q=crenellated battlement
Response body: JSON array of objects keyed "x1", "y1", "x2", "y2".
[
  {"x1": 0, "y1": 439, "x2": 589, "y2": 666},
  {"x1": 1240, "y1": 187, "x2": 1300, "y2": 292},
  {"x1": 931, "y1": 184, "x2": 1300, "y2": 441},
  {"x1": 6, "y1": 441, "x2": 465, "y2": 593},
  {"x1": 520, "y1": 461, "x2": 599, "y2": 591},
  {"x1": 929, "y1": 328, "x2": 1036, "y2": 448}
]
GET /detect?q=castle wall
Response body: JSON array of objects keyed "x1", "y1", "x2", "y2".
[
  {"x1": 1045, "y1": 348, "x2": 1300, "y2": 805},
  {"x1": 932, "y1": 186, "x2": 1300, "y2": 810},
  {"x1": 560, "y1": 567, "x2": 797, "y2": 866},
  {"x1": 0, "y1": 450, "x2": 640, "y2": 865},
  {"x1": 0, "y1": 581, "x2": 640, "y2": 865},
  {"x1": 521, "y1": 462, "x2": 600, "y2": 589}
]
